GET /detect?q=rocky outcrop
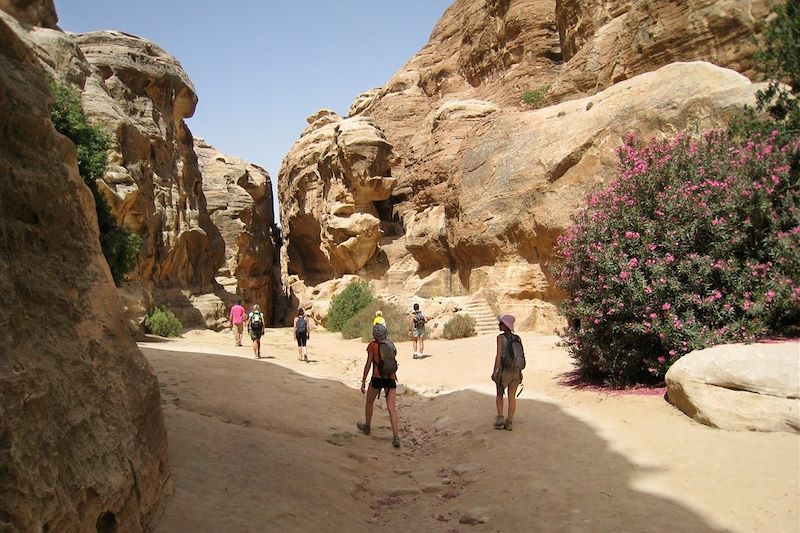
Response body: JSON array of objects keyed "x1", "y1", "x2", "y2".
[
  {"x1": 278, "y1": 0, "x2": 768, "y2": 332},
  {"x1": 195, "y1": 138, "x2": 277, "y2": 314},
  {"x1": 666, "y1": 342, "x2": 800, "y2": 433},
  {"x1": 0, "y1": 10, "x2": 169, "y2": 530},
  {"x1": 552, "y1": 0, "x2": 770, "y2": 101},
  {"x1": 16, "y1": 21, "x2": 277, "y2": 328}
]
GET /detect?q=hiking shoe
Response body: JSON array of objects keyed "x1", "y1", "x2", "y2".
[
  {"x1": 493, "y1": 415, "x2": 505, "y2": 428},
  {"x1": 392, "y1": 435, "x2": 400, "y2": 448},
  {"x1": 504, "y1": 420, "x2": 513, "y2": 431},
  {"x1": 356, "y1": 422, "x2": 371, "y2": 435},
  {"x1": 412, "y1": 353, "x2": 418, "y2": 359}
]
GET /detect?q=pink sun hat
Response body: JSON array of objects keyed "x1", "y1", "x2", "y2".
[{"x1": 497, "y1": 314, "x2": 516, "y2": 332}]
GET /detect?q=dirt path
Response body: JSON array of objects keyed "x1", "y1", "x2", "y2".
[{"x1": 141, "y1": 328, "x2": 800, "y2": 532}]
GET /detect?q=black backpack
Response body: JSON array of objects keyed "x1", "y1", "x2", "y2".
[
  {"x1": 377, "y1": 339, "x2": 398, "y2": 378},
  {"x1": 296, "y1": 316, "x2": 307, "y2": 334},
  {"x1": 501, "y1": 334, "x2": 526, "y2": 371},
  {"x1": 249, "y1": 312, "x2": 264, "y2": 334},
  {"x1": 412, "y1": 311, "x2": 426, "y2": 328}
]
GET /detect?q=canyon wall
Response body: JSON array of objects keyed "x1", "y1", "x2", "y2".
[
  {"x1": 279, "y1": 0, "x2": 768, "y2": 331},
  {"x1": 0, "y1": 8, "x2": 170, "y2": 530}
]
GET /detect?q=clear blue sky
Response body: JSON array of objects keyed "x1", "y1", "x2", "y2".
[{"x1": 57, "y1": 1, "x2": 452, "y2": 224}]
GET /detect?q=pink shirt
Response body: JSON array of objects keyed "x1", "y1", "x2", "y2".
[{"x1": 230, "y1": 304, "x2": 246, "y2": 324}]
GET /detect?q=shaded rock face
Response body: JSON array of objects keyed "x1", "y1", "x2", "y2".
[
  {"x1": 0, "y1": 0, "x2": 57, "y2": 28},
  {"x1": 0, "y1": 11, "x2": 169, "y2": 530},
  {"x1": 666, "y1": 343, "x2": 800, "y2": 433},
  {"x1": 278, "y1": 0, "x2": 765, "y2": 331},
  {"x1": 195, "y1": 138, "x2": 277, "y2": 316},
  {"x1": 19, "y1": 23, "x2": 277, "y2": 328}
]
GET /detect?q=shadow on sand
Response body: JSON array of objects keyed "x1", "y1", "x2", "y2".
[{"x1": 143, "y1": 348, "x2": 721, "y2": 533}]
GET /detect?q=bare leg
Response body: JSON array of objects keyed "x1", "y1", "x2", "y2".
[
  {"x1": 412, "y1": 337, "x2": 418, "y2": 354},
  {"x1": 495, "y1": 383, "x2": 504, "y2": 417},
  {"x1": 506, "y1": 384, "x2": 518, "y2": 422},
  {"x1": 253, "y1": 338, "x2": 261, "y2": 358},
  {"x1": 364, "y1": 385, "x2": 379, "y2": 426},
  {"x1": 386, "y1": 388, "x2": 399, "y2": 437},
  {"x1": 297, "y1": 342, "x2": 303, "y2": 360},
  {"x1": 419, "y1": 336, "x2": 424, "y2": 355}
]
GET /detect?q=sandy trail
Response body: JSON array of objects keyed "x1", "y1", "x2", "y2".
[{"x1": 141, "y1": 328, "x2": 799, "y2": 532}]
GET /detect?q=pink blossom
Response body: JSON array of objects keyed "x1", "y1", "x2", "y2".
[
  {"x1": 665, "y1": 254, "x2": 675, "y2": 264},
  {"x1": 661, "y1": 303, "x2": 671, "y2": 311},
  {"x1": 649, "y1": 313, "x2": 658, "y2": 319},
  {"x1": 628, "y1": 257, "x2": 639, "y2": 268},
  {"x1": 657, "y1": 356, "x2": 666, "y2": 364},
  {"x1": 619, "y1": 271, "x2": 630, "y2": 281}
]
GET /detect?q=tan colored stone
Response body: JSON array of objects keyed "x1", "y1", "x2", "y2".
[
  {"x1": 666, "y1": 342, "x2": 800, "y2": 433},
  {"x1": 0, "y1": 0, "x2": 57, "y2": 28},
  {"x1": 0, "y1": 11, "x2": 169, "y2": 529}
]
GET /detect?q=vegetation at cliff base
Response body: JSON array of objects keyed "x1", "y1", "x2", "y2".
[
  {"x1": 145, "y1": 307, "x2": 183, "y2": 337},
  {"x1": 50, "y1": 80, "x2": 141, "y2": 285},
  {"x1": 327, "y1": 281, "x2": 374, "y2": 332},
  {"x1": 341, "y1": 300, "x2": 407, "y2": 341},
  {"x1": 443, "y1": 314, "x2": 476, "y2": 339}
]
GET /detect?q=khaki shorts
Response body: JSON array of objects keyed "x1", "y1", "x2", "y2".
[
  {"x1": 498, "y1": 368, "x2": 522, "y2": 390},
  {"x1": 233, "y1": 322, "x2": 243, "y2": 333}
]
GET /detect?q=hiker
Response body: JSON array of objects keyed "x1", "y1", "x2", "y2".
[
  {"x1": 246, "y1": 304, "x2": 265, "y2": 359},
  {"x1": 229, "y1": 298, "x2": 246, "y2": 347},
  {"x1": 357, "y1": 324, "x2": 401, "y2": 448},
  {"x1": 491, "y1": 314, "x2": 523, "y2": 431},
  {"x1": 294, "y1": 307, "x2": 311, "y2": 362},
  {"x1": 409, "y1": 303, "x2": 426, "y2": 359},
  {"x1": 373, "y1": 310, "x2": 386, "y2": 326}
]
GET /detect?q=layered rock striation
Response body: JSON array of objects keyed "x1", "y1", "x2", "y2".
[
  {"x1": 278, "y1": 0, "x2": 767, "y2": 330},
  {"x1": 0, "y1": 10, "x2": 169, "y2": 530}
]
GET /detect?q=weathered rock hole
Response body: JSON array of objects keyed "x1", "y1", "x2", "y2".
[{"x1": 96, "y1": 512, "x2": 116, "y2": 533}]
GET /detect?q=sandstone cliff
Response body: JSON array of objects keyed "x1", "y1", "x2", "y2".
[
  {"x1": 13, "y1": 19, "x2": 278, "y2": 329},
  {"x1": 279, "y1": 0, "x2": 767, "y2": 331},
  {"x1": 0, "y1": 9, "x2": 169, "y2": 530}
]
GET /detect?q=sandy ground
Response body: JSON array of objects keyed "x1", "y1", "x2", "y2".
[{"x1": 140, "y1": 327, "x2": 800, "y2": 533}]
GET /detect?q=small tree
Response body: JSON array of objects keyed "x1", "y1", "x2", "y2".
[
  {"x1": 522, "y1": 85, "x2": 551, "y2": 109},
  {"x1": 145, "y1": 308, "x2": 182, "y2": 337},
  {"x1": 443, "y1": 314, "x2": 476, "y2": 339},
  {"x1": 327, "y1": 281, "x2": 374, "y2": 332},
  {"x1": 50, "y1": 80, "x2": 141, "y2": 285}
]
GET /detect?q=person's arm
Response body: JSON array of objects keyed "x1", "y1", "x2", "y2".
[
  {"x1": 492, "y1": 335, "x2": 503, "y2": 381},
  {"x1": 361, "y1": 344, "x2": 373, "y2": 394}
]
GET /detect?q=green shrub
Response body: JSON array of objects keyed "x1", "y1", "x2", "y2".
[
  {"x1": 443, "y1": 313, "x2": 476, "y2": 339},
  {"x1": 327, "y1": 281, "x2": 373, "y2": 332},
  {"x1": 555, "y1": 131, "x2": 799, "y2": 386},
  {"x1": 730, "y1": 1, "x2": 800, "y2": 142},
  {"x1": 522, "y1": 85, "x2": 551, "y2": 109},
  {"x1": 341, "y1": 299, "x2": 408, "y2": 341},
  {"x1": 145, "y1": 307, "x2": 183, "y2": 337},
  {"x1": 49, "y1": 80, "x2": 141, "y2": 285}
]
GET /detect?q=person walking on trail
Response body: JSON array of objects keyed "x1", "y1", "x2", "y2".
[
  {"x1": 357, "y1": 324, "x2": 401, "y2": 448},
  {"x1": 492, "y1": 314, "x2": 523, "y2": 431},
  {"x1": 294, "y1": 307, "x2": 312, "y2": 362},
  {"x1": 409, "y1": 303, "x2": 426, "y2": 359},
  {"x1": 229, "y1": 299, "x2": 246, "y2": 347},
  {"x1": 246, "y1": 304, "x2": 265, "y2": 359}
]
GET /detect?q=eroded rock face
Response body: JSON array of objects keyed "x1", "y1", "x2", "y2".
[
  {"x1": 666, "y1": 342, "x2": 800, "y2": 433},
  {"x1": 0, "y1": 0, "x2": 57, "y2": 28},
  {"x1": 195, "y1": 137, "x2": 277, "y2": 317},
  {"x1": 19, "y1": 23, "x2": 277, "y2": 328},
  {"x1": 278, "y1": 0, "x2": 767, "y2": 332},
  {"x1": 0, "y1": 11, "x2": 169, "y2": 530},
  {"x1": 280, "y1": 111, "x2": 396, "y2": 283},
  {"x1": 552, "y1": 0, "x2": 770, "y2": 101}
]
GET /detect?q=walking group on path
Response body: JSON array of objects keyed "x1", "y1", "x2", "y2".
[{"x1": 228, "y1": 299, "x2": 525, "y2": 448}]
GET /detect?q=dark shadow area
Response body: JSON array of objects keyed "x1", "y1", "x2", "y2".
[
  {"x1": 413, "y1": 353, "x2": 433, "y2": 360},
  {"x1": 142, "y1": 347, "x2": 723, "y2": 533}
]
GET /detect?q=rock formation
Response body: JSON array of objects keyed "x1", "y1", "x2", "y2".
[
  {"x1": 0, "y1": 9, "x2": 169, "y2": 530},
  {"x1": 278, "y1": 0, "x2": 767, "y2": 331},
  {"x1": 666, "y1": 342, "x2": 800, "y2": 433},
  {"x1": 11, "y1": 16, "x2": 278, "y2": 329}
]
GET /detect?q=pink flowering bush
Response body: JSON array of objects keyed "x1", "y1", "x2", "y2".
[{"x1": 555, "y1": 131, "x2": 800, "y2": 386}]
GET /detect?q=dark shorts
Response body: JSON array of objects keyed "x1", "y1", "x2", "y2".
[
  {"x1": 296, "y1": 332, "x2": 308, "y2": 346},
  {"x1": 370, "y1": 377, "x2": 396, "y2": 391},
  {"x1": 249, "y1": 329, "x2": 263, "y2": 340}
]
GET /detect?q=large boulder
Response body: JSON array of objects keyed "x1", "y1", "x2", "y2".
[
  {"x1": 0, "y1": 11, "x2": 169, "y2": 530},
  {"x1": 666, "y1": 342, "x2": 800, "y2": 433}
]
